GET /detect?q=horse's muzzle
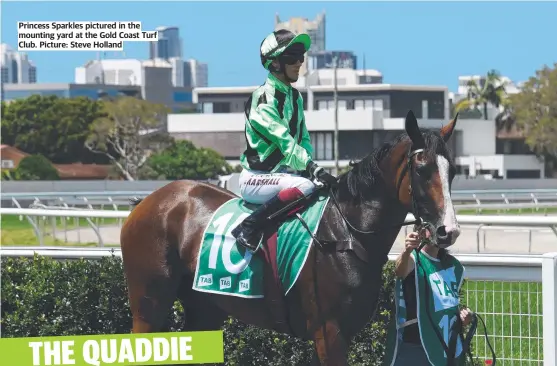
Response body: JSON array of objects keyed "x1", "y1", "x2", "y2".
[{"x1": 435, "y1": 225, "x2": 460, "y2": 248}]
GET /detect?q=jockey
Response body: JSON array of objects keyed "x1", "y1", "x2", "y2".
[{"x1": 231, "y1": 29, "x2": 338, "y2": 251}]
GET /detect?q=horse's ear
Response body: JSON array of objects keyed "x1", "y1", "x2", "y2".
[
  {"x1": 405, "y1": 110, "x2": 425, "y2": 149},
  {"x1": 440, "y1": 113, "x2": 458, "y2": 142}
]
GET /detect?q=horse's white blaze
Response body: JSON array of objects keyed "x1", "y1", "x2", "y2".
[{"x1": 436, "y1": 155, "x2": 460, "y2": 243}]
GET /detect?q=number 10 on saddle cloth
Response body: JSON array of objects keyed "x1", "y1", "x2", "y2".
[{"x1": 192, "y1": 194, "x2": 330, "y2": 298}]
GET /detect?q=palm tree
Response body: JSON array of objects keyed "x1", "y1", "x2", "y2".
[
  {"x1": 494, "y1": 96, "x2": 516, "y2": 133},
  {"x1": 454, "y1": 69, "x2": 509, "y2": 121}
]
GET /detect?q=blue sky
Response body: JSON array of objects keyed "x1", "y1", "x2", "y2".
[{"x1": 2, "y1": 1, "x2": 556, "y2": 92}]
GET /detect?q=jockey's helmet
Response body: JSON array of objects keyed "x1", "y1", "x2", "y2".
[{"x1": 260, "y1": 29, "x2": 311, "y2": 71}]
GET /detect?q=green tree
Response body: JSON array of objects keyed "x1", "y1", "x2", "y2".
[
  {"x1": 85, "y1": 96, "x2": 172, "y2": 181},
  {"x1": 1, "y1": 169, "x2": 19, "y2": 181},
  {"x1": 1, "y1": 95, "x2": 108, "y2": 164},
  {"x1": 14, "y1": 155, "x2": 60, "y2": 180},
  {"x1": 140, "y1": 140, "x2": 232, "y2": 180},
  {"x1": 508, "y1": 63, "x2": 557, "y2": 175},
  {"x1": 454, "y1": 69, "x2": 509, "y2": 121}
]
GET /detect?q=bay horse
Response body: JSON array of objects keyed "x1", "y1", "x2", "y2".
[{"x1": 120, "y1": 110, "x2": 461, "y2": 365}]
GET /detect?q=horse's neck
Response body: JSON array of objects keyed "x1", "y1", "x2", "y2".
[
  {"x1": 334, "y1": 188, "x2": 407, "y2": 236},
  {"x1": 328, "y1": 166, "x2": 411, "y2": 263}
]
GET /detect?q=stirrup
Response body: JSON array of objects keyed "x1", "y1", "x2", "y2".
[{"x1": 235, "y1": 231, "x2": 264, "y2": 253}]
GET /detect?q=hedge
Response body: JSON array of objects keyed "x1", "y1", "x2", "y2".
[{"x1": 0, "y1": 254, "x2": 482, "y2": 365}]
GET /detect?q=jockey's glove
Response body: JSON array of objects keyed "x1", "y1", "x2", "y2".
[{"x1": 306, "y1": 161, "x2": 338, "y2": 188}]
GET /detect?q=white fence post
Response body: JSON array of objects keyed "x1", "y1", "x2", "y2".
[{"x1": 542, "y1": 252, "x2": 557, "y2": 366}]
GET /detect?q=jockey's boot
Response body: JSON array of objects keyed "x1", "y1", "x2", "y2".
[{"x1": 232, "y1": 188, "x2": 304, "y2": 251}]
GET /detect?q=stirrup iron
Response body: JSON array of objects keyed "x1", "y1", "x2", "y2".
[{"x1": 235, "y1": 231, "x2": 264, "y2": 253}]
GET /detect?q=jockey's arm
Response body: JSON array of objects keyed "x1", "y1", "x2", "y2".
[
  {"x1": 250, "y1": 103, "x2": 313, "y2": 171},
  {"x1": 299, "y1": 118, "x2": 314, "y2": 159}
]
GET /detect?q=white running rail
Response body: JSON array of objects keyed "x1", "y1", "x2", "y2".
[
  {"x1": 1, "y1": 208, "x2": 557, "y2": 251},
  {"x1": 2, "y1": 207, "x2": 557, "y2": 226}
]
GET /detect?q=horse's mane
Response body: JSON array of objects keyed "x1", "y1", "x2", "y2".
[{"x1": 337, "y1": 129, "x2": 454, "y2": 200}]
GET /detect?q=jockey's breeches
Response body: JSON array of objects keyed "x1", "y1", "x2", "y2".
[{"x1": 238, "y1": 168, "x2": 316, "y2": 205}]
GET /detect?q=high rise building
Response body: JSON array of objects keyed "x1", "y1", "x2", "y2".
[
  {"x1": 274, "y1": 11, "x2": 326, "y2": 77},
  {"x1": 75, "y1": 59, "x2": 144, "y2": 85},
  {"x1": 46, "y1": 57, "x2": 191, "y2": 113},
  {"x1": 168, "y1": 57, "x2": 187, "y2": 87},
  {"x1": 185, "y1": 59, "x2": 208, "y2": 88},
  {"x1": 149, "y1": 58, "x2": 208, "y2": 88},
  {"x1": 1, "y1": 44, "x2": 37, "y2": 84},
  {"x1": 307, "y1": 50, "x2": 357, "y2": 71},
  {"x1": 145, "y1": 26, "x2": 208, "y2": 88},
  {"x1": 149, "y1": 26, "x2": 183, "y2": 60}
]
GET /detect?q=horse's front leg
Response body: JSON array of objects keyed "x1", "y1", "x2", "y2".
[{"x1": 310, "y1": 319, "x2": 349, "y2": 366}]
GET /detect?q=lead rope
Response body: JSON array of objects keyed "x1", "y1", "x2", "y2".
[
  {"x1": 415, "y1": 224, "x2": 497, "y2": 366},
  {"x1": 413, "y1": 223, "x2": 454, "y2": 365}
]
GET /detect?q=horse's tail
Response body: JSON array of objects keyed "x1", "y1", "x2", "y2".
[{"x1": 129, "y1": 197, "x2": 143, "y2": 209}]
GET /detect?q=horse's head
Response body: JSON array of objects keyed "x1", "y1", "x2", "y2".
[{"x1": 396, "y1": 110, "x2": 460, "y2": 248}]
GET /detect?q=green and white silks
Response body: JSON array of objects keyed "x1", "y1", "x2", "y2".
[
  {"x1": 240, "y1": 72, "x2": 313, "y2": 173},
  {"x1": 383, "y1": 251, "x2": 466, "y2": 366}
]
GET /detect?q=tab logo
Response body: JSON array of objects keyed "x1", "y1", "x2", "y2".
[
  {"x1": 239, "y1": 279, "x2": 250, "y2": 292},
  {"x1": 429, "y1": 267, "x2": 459, "y2": 312},
  {"x1": 198, "y1": 274, "x2": 213, "y2": 286},
  {"x1": 220, "y1": 276, "x2": 232, "y2": 290}
]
